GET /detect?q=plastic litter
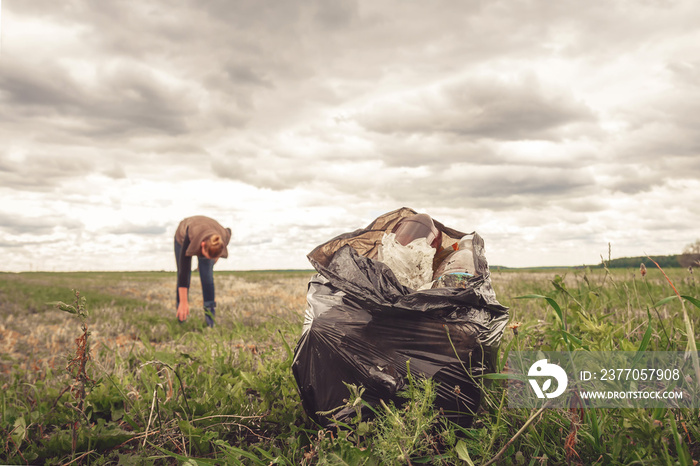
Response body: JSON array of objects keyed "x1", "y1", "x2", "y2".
[
  {"x1": 292, "y1": 207, "x2": 509, "y2": 428},
  {"x1": 433, "y1": 245, "x2": 475, "y2": 277},
  {"x1": 393, "y1": 213, "x2": 442, "y2": 249},
  {"x1": 377, "y1": 232, "x2": 435, "y2": 289}
]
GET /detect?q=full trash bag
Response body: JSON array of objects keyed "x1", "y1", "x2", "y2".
[{"x1": 292, "y1": 207, "x2": 509, "y2": 428}]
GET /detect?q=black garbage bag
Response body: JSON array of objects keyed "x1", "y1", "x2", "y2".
[{"x1": 292, "y1": 207, "x2": 509, "y2": 428}]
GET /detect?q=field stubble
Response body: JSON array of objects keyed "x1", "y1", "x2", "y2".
[{"x1": 0, "y1": 271, "x2": 311, "y2": 383}]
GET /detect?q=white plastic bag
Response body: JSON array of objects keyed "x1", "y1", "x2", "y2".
[{"x1": 377, "y1": 232, "x2": 435, "y2": 290}]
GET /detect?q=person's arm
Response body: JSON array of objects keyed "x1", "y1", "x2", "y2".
[{"x1": 176, "y1": 228, "x2": 193, "y2": 321}]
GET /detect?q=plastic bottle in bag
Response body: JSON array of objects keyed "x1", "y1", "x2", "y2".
[{"x1": 431, "y1": 235, "x2": 477, "y2": 289}]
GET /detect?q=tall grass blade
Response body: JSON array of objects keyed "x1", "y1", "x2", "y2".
[
  {"x1": 516, "y1": 294, "x2": 564, "y2": 328},
  {"x1": 653, "y1": 296, "x2": 676, "y2": 308},
  {"x1": 647, "y1": 257, "x2": 700, "y2": 392},
  {"x1": 631, "y1": 311, "x2": 653, "y2": 367},
  {"x1": 586, "y1": 408, "x2": 603, "y2": 454},
  {"x1": 516, "y1": 294, "x2": 570, "y2": 348},
  {"x1": 153, "y1": 445, "x2": 222, "y2": 465},
  {"x1": 477, "y1": 373, "x2": 529, "y2": 382},
  {"x1": 668, "y1": 414, "x2": 692, "y2": 466},
  {"x1": 278, "y1": 329, "x2": 294, "y2": 360},
  {"x1": 681, "y1": 295, "x2": 700, "y2": 310}
]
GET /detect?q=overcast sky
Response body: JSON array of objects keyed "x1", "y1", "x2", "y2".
[{"x1": 1, "y1": 0, "x2": 699, "y2": 272}]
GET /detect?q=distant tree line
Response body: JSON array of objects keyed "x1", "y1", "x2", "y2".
[
  {"x1": 600, "y1": 255, "x2": 681, "y2": 269},
  {"x1": 600, "y1": 239, "x2": 700, "y2": 269}
]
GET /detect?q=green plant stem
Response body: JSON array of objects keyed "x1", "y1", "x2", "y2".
[
  {"x1": 484, "y1": 388, "x2": 507, "y2": 456},
  {"x1": 142, "y1": 360, "x2": 192, "y2": 419},
  {"x1": 60, "y1": 449, "x2": 96, "y2": 466},
  {"x1": 641, "y1": 276, "x2": 672, "y2": 349},
  {"x1": 482, "y1": 402, "x2": 550, "y2": 466}
]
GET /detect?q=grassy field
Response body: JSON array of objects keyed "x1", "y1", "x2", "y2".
[{"x1": 0, "y1": 265, "x2": 698, "y2": 464}]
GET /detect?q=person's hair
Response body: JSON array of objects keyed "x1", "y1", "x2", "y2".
[{"x1": 204, "y1": 234, "x2": 224, "y2": 258}]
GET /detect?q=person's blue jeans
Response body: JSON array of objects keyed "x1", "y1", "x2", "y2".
[{"x1": 175, "y1": 239, "x2": 217, "y2": 326}]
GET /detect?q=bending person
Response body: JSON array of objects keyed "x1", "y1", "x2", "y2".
[{"x1": 174, "y1": 215, "x2": 232, "y2": 327}]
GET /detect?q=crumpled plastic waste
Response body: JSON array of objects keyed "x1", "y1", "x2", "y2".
[
  {"x1": 292, "y1": 207, "x2": 509, "y2": 428},
  {"x1": 377, "y1": 232, "x2": 435, "y2": 290},
  {"x1": 393, "y1": 212, "x2": 442, "y2": 249}
]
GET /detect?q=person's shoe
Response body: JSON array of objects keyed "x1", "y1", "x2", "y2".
[{"x1": 204, "y1": 307, "x2": 216, "y2": 328}]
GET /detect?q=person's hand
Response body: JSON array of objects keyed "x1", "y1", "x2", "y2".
[
  {"x1": 177, "y1": 287, "x2": 190, "y2": 322},
  {"x1": 176, "y1": 301, "x2": 190, "y2": 322}
]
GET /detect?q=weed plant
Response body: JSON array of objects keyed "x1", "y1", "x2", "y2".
[{"x1": 0, "y1": 266, "x2": 698, "y2": 464}]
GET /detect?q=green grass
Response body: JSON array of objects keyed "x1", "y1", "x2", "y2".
[{"x1": 0, "y1": 266, "x2": 698, "y2": 464}]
